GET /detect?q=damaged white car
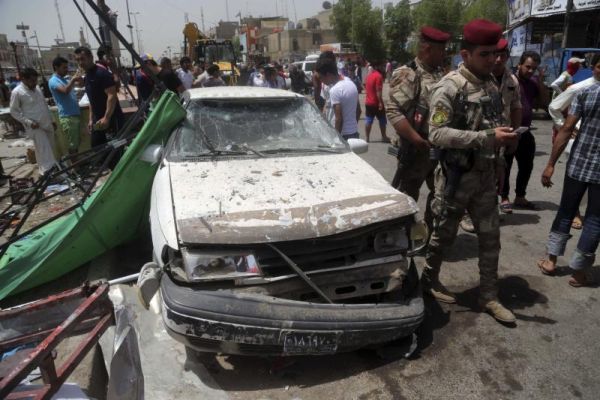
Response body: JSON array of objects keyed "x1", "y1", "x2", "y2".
[{"x1": 147, "y1": 87, "x2": 426, "y2": 356}]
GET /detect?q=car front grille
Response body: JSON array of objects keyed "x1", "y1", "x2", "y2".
[
  {"x1": 183, "y1": 216, "x2": 413, "y2": 278},
  {"x1": 253, "y1": 234, "x2": 367, "y2": 277}
]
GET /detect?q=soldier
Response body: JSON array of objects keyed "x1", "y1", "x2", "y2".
[
  {"x1": 459, "y1": 37, "x2": 523, "y2": 231},
  {"x1": 424, "y1": 19, "x2": 519, "y2": 323},
  {"x1": 492, "y1": 38, "x2": 522, "y2": 214},
  {"x1": 387, "y1": 26, "x2": 450, "y2": 230}
]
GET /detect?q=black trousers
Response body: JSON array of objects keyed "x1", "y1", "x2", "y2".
[{"x1": 501, "y1": 130, "x2": 536, "y2": 199}]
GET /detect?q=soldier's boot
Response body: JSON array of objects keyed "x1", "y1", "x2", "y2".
[
  {"x1": 459, "y1": 213, "x2": 475, "y2": 233},
  {"x1": 480, "y1": 300, "x2": 516, "y2": 324},
  {"x1": 421, "y1": 267, "x2": 456, "y2": 304}
]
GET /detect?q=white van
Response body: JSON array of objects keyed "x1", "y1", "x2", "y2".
[{"x1": 292, "y1": 59, "x2": 317, "y2": 82}]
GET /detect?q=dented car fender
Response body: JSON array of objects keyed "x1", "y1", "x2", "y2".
[{"x1": 150, "y1": 163, "x2": 179, "y2": 265}]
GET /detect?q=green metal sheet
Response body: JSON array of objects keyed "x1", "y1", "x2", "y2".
[{"x1": 0, "y1": 91, "x2": 186, "y2": 300}]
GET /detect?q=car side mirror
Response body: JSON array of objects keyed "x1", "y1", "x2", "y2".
[
  {"x1": 140, "y1": 144, "x2": 163, "y2": 164},
  {"x1": 347, "y1": 138, "x2": 368, "y2": 154}
]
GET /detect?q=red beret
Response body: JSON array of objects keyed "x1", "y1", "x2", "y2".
[
  {"x1": 463, "y1": 19, "x2": 503, "y2": 46},
  {"x1": 420, "y1": 26, "x2": 451, "y2": 43},
  {"x1": 496, "y1": 38, "x2": 509, "y2": 51}
]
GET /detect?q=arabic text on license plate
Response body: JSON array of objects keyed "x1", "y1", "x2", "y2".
[{"x1": 281, "y1": 330, "x2": 340, "y2": 355}]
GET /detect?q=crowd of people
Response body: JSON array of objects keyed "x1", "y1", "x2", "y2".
[
  {"x1": 4, "y1": 21, "x2": 599, "y2": 324},
  {"x1": 306, "y1": 19, "x2": 599, "y2": 324}
]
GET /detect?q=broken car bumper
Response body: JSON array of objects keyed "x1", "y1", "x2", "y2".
[{"x1": 160, "y1": 265, "x2": 424, "y2": 356}]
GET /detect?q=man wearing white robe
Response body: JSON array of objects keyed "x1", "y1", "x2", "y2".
[{"x1": 10, "y1": 68, "x2": 57, "y2": 176}]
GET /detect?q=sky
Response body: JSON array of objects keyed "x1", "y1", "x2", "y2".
[{"x1": 0, "y1": 0, "x2": 393, "y2": 63}]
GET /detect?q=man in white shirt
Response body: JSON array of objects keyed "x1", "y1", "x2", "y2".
[
  {"x1": 10, "y1": 68, "x2": 57, "y2": 176},
  {"x1": 550, "y1": 57, "x2": 584, "y2": 97},
  {"x1": 316, "y1": 58, "x2": 361, "y2": 140},
  {"x1": 176, "y1": 56, "x2": 194, "y2": 90},
  {"x1": 548, "y1": 76, "x2": 599, "y2": 128}
]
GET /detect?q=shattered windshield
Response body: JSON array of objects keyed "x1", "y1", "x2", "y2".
[{"x1": 169, "y1": 97, "x2": 347, "y2": 158}]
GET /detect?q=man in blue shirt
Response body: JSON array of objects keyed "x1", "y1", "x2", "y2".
[
  {"x1": 48, "y1": 56, "x2": 82, "y2": 155},
  {"x1": 74, "y1": 46, "x2": 124, "y2": 148}
]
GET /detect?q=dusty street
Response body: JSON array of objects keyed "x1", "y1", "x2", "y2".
[{"x1": 1, "y1": 84, "x2": 599, "y2": 400}]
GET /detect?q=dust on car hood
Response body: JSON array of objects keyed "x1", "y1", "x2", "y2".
[{"x1": 169, "y1": 152, "x2": 418, "y2": 244}]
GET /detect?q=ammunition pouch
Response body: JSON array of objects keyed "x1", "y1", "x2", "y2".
[{"x1": 440, "y1": 149, "x2": 474, "y2": 200}]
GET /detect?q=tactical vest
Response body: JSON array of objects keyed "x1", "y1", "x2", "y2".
[{"x1": 442, "y1": 71, "x2": 504, "y2": 171}]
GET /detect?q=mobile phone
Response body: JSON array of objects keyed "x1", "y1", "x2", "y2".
[{"x1": 514, "y1": 126, "x2": 528, "y2": 136}]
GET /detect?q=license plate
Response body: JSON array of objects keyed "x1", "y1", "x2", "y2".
[{"x1": 281, "y1": 330, "x2": 341, "y2": 355}]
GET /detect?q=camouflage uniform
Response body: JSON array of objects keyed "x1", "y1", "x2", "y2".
[
  {"x1": 493, "y1": 67, "x2": 521, "y2": 187},
  {"x1": 495, "y1": 67, "x2": 521, "y2": 123},
  {"x1": 424, "y1": 64, "x2": 506, "y2": 301},
  {"x1": 386, "y1": 58, "x2": 444, "y2": 226}
]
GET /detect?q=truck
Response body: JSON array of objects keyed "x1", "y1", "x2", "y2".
[{"x1": 182, "y1": 22, "x2": 240, "y2": 85}]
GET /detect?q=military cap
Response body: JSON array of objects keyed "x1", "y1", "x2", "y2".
[
  {"x1": 463, "y1": 19, "x2": 503, "y2": 46},
  {"x1": 420, "y1": 26, "x2": 451, "y2": 43},
  {"x1": 496, "y1": 38, "x2": 509, "y2": 51}
]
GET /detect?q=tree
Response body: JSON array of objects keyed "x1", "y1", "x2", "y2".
[
  {"x1": 412, "y1": 0, "x2": 463, "y2": 39},
  {"x1": 330, "y1": 0, "x2": 386, "y2": 61},
  {"x1": 462, "y1": 0, "x2": 507, "y2": 27},
  {"x1": 384, "y1": 0, "x2": 413, "y2": 62}
]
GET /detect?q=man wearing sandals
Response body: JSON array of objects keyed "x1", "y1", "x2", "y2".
[
  {"x1": 424, "y1": 19, "x2": 519, "y2": 323},
  {"x1": 538, "y1": 54, "x2": 600, "y2": 287},
  {"x1": 499, "y1": 51, "x2": 549, "y2": 212}
]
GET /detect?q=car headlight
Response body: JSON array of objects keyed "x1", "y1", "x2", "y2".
[
  {"x1": 374, "y1": 228, "x2": 409, "y2": 253},
  {"x1": 181, "y1": 248, "x2": 262, "y2": 282},
  {"x1": 407, "y1": 220, "x2": 428, "y2": 257}
]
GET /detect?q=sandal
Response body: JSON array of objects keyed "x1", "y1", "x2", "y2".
[
  {"x1": 568, "y1": 270, "x2": 590, "y2": 287},
  {"x1": 537, "y1": 259, "x2": 556, "y2": 276},
  {"x1": 499, "y1": 202, "x2": 513, "y2": 214},
  {"x1": 571, "y1": 217, "x2": 583, "y2": 230},
  {"x1": 513, "y1": 200, "x2": 540, "y2": 210}
]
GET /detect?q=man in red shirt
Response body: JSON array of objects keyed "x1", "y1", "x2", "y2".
[{"x1": 364, "y1": 61, "x2": 390, "y2": 143}]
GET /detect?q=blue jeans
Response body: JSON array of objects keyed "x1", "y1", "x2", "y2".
[{"x1": 546, "y1": 174, "x2": 600, "y2": 270}]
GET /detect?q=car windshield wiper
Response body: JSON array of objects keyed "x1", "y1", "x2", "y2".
[
  {"x1": 263, "y1": 146, "x2": 345, "y2": 154},
  {"x1": 239, "y1": 144, "x2": 266, "y2": 158},
  {"x1": 182, "y1": 144, "x2": 266, "y2": 158}
]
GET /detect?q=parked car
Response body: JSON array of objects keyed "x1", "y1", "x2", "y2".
[{"x1": 148, "y1": 87, "x2": 426, "y2": 356}]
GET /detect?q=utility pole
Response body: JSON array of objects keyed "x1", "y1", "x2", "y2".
[
  {"x1": 130, "y1": 11, "x2": 142, "y2": 53},
  {"x1": 54, "y1": 0, "x2": 66, "y2": 43},
  {"x1": 561, "y1": 0, "x2": 574, "y2": 48},
  {"x1": 201, "y1": 7, "x2": 206, "y2": 33},
  {"x1": 292, "y1": 0, "x2": 298, "y2": 24},
  {"x1": 125, "y1": 0, "x2": 135, "y2": 52},
  {"x1": 30, "y1": 31, "x2": 45, "y2": 77},
  {"x1": 9, "y1": 42, "x2": 21, "y2": 75},
  {"x1": 226, "y1": 0, "x2": 230, "y2": 21},
  {"x1": 16, "y1": 23, "x2": 30, "y2": 46}
]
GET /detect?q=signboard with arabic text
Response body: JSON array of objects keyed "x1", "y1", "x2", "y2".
[
  {"x1": 531, "y1": 0, "x2": 568, "y2": 16},
  {"x1": 574, "y1": 0, "x2": 600, "y2": 10},
  {"x1": 507, "y1": 0, "x2": 532, "y2": 27}
]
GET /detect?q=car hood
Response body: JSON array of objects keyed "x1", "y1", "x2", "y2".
[{"x1": 169, "y1": 152, "x2": 418, "y2": 244}]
